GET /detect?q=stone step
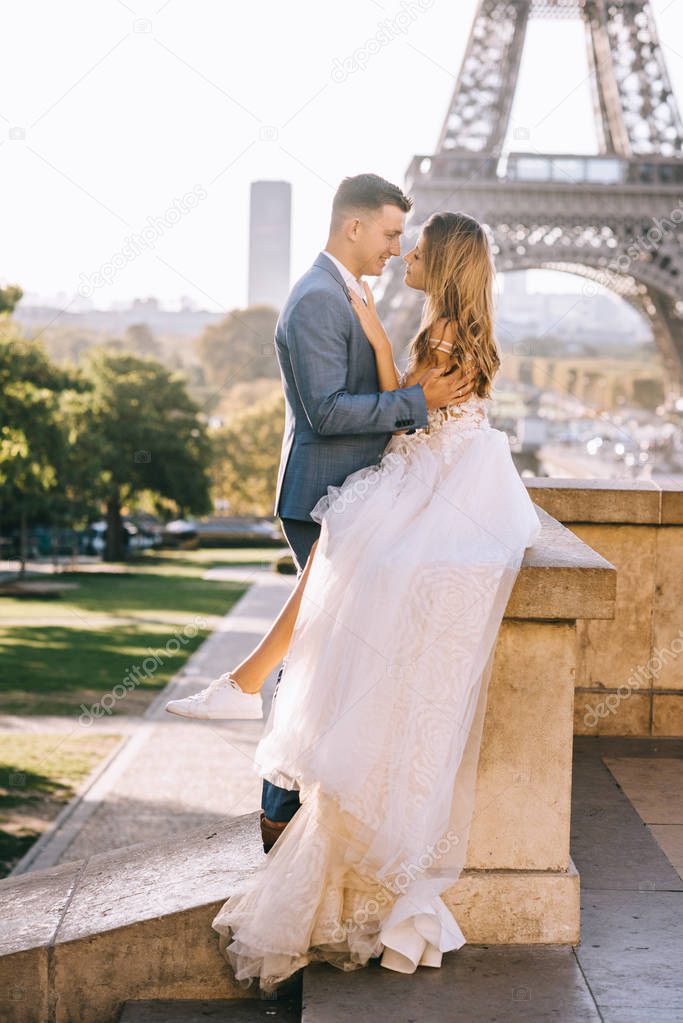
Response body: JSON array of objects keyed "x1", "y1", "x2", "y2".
[
  {"x1": 120, "y1": 987, "x2": 300, "y2": 1021},
  {"x1": 302, "y1": 949, "x2": 601, "y2": 1023}
]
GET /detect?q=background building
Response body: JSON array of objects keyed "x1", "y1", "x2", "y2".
[{"x1": 247, "y1": 180, "x2": 291, "y2": 310}]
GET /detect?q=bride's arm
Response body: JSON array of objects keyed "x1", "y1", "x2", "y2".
[
  {"x1": 369, "y1": 337, "x2": 401, "y2": 392},
  {"x1": 348, "y1": 284, "x2": 402, "y2": 392},
  {"x1": 229, "y1": 539, "x2": 319, "y2": 692}
]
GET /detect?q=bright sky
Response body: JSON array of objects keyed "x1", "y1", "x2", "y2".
[{"x1": 2, "y1": 0, "x2": 683, "y2": 312}]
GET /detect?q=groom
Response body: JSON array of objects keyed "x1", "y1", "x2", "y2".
[{"x1": 261, "y1": 173, "x2": 477, "y2": 851}]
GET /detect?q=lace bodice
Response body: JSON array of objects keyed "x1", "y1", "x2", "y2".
[
  {"x1": 381, "y1": 391, "x2": 490, "y2": 475},
  {"x1": 397, "y1": 368, "x2": 489, "y2": 437},
  {"x1": 425, "y1": 395, "x2": 488, "y2": 434}
]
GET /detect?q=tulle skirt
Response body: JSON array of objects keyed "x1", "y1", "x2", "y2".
[{"x1": 212, "y1": 409, "x2": 541, "y2": 989}]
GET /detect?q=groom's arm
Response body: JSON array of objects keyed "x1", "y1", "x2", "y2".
[{"x1": 286, "y1": 291, "x2": 429, "y2": 436}]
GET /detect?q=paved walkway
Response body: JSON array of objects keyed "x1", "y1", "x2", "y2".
[{"x1": 10, "y1": 565, "x2": 295, "y2": 874}]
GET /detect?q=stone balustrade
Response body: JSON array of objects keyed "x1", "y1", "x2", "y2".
[{"x1": 526, "y1": 479, "x2": 683, "y2": 738}]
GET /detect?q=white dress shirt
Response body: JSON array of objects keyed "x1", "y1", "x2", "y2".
[{"x1": 322, "y1": 250, "x2": 368, "y2": 304}]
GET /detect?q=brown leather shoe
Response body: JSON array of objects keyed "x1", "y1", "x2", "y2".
[{"x1": 260, "y1": 811, "x2": 289, "y2": 853}]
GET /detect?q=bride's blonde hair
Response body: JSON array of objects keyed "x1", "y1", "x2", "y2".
[{"x1": 406, "y1": 211, "x2": 500, "y2": 398}]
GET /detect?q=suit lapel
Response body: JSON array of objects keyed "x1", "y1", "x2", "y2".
[
  {"x1": 313, "y1": 252, "x2": 352, "y2": 303},
  {"x1": 312, "y1": 252, "x2": 373, "y2": 361}
]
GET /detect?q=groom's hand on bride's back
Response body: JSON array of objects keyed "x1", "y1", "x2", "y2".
[{"x1": 420, "y1": 365, "x2": 478, "y2": 409}]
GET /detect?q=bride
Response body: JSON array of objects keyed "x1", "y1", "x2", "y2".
[{"x1": 207, "y1": 212, "x2": 540, "y2": 989}]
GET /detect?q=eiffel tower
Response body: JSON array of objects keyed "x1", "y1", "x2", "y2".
[{"x1": 377, "y1": 0, "x2": 683, "y2": 394}]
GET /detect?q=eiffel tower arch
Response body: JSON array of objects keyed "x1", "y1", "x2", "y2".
[{"x1": 377, "y1": 0, "x2": 683, "y2": 395}]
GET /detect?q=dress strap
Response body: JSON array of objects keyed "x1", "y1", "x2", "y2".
[{"x1": 428, "y1": 336, "x2": 453, "y2": 355}]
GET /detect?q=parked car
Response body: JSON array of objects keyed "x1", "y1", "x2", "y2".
[
  {"x1": 83, "y1": 519, "x2": 160, "y2": 556},
  {"x1": 159, "y1": 519, "x2": 199, "y2": 549},
  {"x1": 193, "y1": 517, "x2": 284, "y2": 547}
]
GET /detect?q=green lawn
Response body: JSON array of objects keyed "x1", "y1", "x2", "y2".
[
  {"x1": 0, "y1": 546, "x2": 283, "y2": 875},
  {"x1": 0, "y1": 732, "x2": 122, "y2": 876},
  {"x1": 0, "y1": 546, "x2": 281, "y2": 716}
]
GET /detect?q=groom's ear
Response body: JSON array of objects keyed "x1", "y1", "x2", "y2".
[{"x1": 346, "y1": 216, "x2": 361, "y2": 241}]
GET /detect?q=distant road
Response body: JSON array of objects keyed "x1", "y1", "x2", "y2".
[{"x1": 539, "y1": 445, "x2": 683, "y2": 485}]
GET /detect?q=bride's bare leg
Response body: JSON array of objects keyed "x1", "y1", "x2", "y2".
[{"x1": 229, "y1": 539, "x2": 319, "y2": 694}]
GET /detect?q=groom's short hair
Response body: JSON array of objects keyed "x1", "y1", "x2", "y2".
[{"x1": 331, "y1": 173, "x2": 412, "y2": 230}]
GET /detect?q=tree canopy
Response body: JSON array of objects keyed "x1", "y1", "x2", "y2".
[
  {"x1": 1, "y1": 328, "x2": 212, "y2": 562},
  {"x1": 64, "y1": 349, "x2": 212, "y2": 558},
  {"x1": 211, "y1": 390, "x2": 284, "y2": 516},
  {"x1": 195, "y1": 305, "x2": 279, "y2": 390}
]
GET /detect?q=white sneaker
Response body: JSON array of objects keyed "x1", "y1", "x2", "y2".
[{"x1": 165, "y1": 673, "x2": 263, "y2": 720}]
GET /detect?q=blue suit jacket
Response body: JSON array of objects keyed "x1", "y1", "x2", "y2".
[{"x1": 273, "y1": 252, "x2": 429, "y2": 521}]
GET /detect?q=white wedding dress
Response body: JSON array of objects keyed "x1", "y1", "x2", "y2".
[{"x1": 211, "y1": 383, "x2": 541, "y2": 990}]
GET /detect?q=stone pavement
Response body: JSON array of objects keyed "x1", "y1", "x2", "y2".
[
  {"x1": 303, "y1": 735, "x2": 683, "y2": 1022},
  {"x1": 10, "y1": 564, "x2": 295, "y2": 875}
]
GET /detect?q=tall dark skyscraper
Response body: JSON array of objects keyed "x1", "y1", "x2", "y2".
[{"x1": 248, "y1": 180, "x2": 291, "y2": 310}]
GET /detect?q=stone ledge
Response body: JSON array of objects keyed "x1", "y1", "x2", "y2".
[
  {"x1": 0, "y1": 814, "x2": 264, "y2": 1023},
  {"x1": 2, "y1": 813, "x2": 262, "y2": 957},
  {"x1": 0, "y1": 811, "x2": 580, "y2": 1023},
  {"x1": 509, "y1": 507, "x2": 616, "y2": 620},
  {"x1": 525, "y1": 477, "x2": 683, "y2": 525}
]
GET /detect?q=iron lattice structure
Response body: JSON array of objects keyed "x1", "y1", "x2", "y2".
[{"x1": 377, "y1": 0, "x2": 683, "y2": 391}]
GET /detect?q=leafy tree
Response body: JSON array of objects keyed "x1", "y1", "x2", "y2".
[
  {"x1": 42, "y1": 325, "x2": 99, "y2": 367},
  {"x1": 211, "y1": 391, "x2": 284, "y2": 515},
  {"x1": 0, "y1": 285, "x2": 22, "y2": 316},
  {"x1": 123, "y1": 322, "x2": 161, "y2": 359},
  {"x1": 0, "y1": 329, "x2": 75, "y2": 571},
  {"x1": 195, "y1": 305, "x2": 279, "y2": 391},
  {"x1": 215, "y1": 378, "x2": 281, "y2": 418},
  {"x1": 65, "y1": 350, "x2": 212, "y2": 560}
]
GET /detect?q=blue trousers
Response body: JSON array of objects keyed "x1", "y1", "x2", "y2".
[{"x1": 261, "y1": 516, "x2": 321, "y2": 822}]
